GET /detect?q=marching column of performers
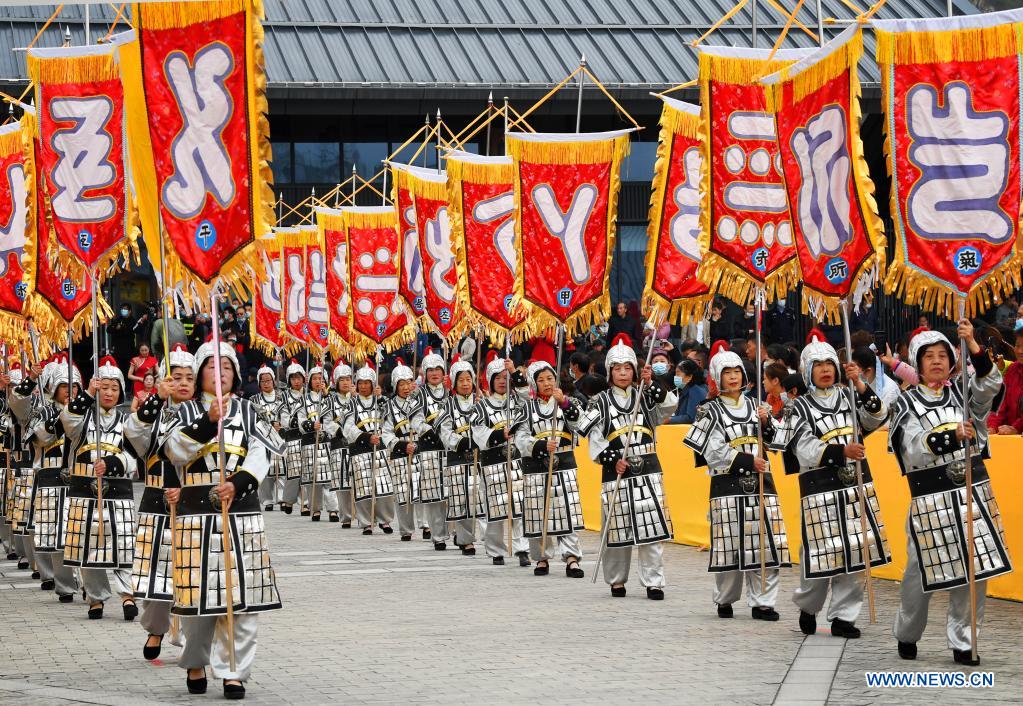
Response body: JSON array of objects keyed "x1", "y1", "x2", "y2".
[{"x1": 0, "y1": 317, "x2": 1016, "y2": 697}]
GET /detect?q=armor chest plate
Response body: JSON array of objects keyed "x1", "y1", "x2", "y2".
[
  {"x1": 72, "y1": 413, "x2": 125, "y2": 476},
  {"x1": 183, "y1": 412, "x2": 247, "y2": 486},
  {"x1": 604, "y1": 392, "x2": 653, "y2": 450},
  {"x1": 351, "y1": 398, "x2": 382, "y2": 433},
  {"x1": 803, "y1": 395, "x2": 855, "y2": 447}
]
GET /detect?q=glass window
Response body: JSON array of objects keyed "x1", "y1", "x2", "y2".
[
  {"x1": 294, "y1": 142, "x2": 340, "y2": 183},
  {"x1": 622, "y1": 141, "x2": 657, "y2": 182},
  {"x1": 390, "y1": 140, "x2": 437, "y2": 169},
  {"x1": 343, "y1": 142, "x2": 388, "y2": 180},
  {"x1": 271, "y1": 142, "x2": 292, "y2": 184}
]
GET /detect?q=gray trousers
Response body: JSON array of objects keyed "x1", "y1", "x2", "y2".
[
  {"x1": 179, "y1": 613, "x2": 258, "y2": 681},
  {"x1": 337, "y1": 490, "x2": 354, "y2": 523},
  {"x1": 396, "y1": 501, "x2": 415, "y2": 537},
  {"x1": 418, "y1": 501, "x2": 449, "y2": 544},
  {"x1": 23, "y1": 535, "x2": 42, "y2": 575},
  {"x1": 603, "y1": 542, "x2": 665, "y2": 588},
  {"x1": 11, "y1": 533, "x2": 26, "y2": 559},
  {"x1": 529, "y1": 533, "x2": 582, "y2": 563},
  {"x1": 482, "y1": 517, "x2": 529, "y2": 558},
  {"x1": 793, "y1": 572, "x2": 863, "y2": 623},
  {"x1": 0, "y1": 521, "x2": 11, "y2": 550},
  {"x1": 894, "y1": 539, "x2": 987, "y2": 651},
  {"x1": 306, "y1": 485, "x2": 339, "y2": 514},
  {"x1": 355, "y1": 496, "x2": 395, "y2": 528},
  {"x1": 258, "y1": 475, "x2": 283, "y2": 507},
  {"x1": 281, "y1": 477, "x2": 302, "y2": 506},
  {"x1": 714, "y1": 568, "x2": 780, "y2": 608},
  {"x1": 40, "y1": 551, "x2": 77, "y2": 596},
  {"x1": 80, "y1": 567, "x2": 133, "y2": 603},
  {"x1": 141, "y1": 599, "x2": 172, "y2": 636},
  {"x1": 452, "y1": 518, "x2": 476, "y2": 546}
]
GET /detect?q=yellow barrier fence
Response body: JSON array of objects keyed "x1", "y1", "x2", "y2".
[{"x1": 576, "y1": 426, "x2": 1021, "y2": 601}]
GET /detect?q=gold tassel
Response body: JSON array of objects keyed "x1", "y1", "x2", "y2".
[
  {"x1": 26, "y1": 48, "x2": 119, "y2": 85},
  {"x1": 134, "y1": 0, "x2": 253, "y2": 30},
  {"x1": 875, "y1": 20, "x2": 1022, "y2": 66}
]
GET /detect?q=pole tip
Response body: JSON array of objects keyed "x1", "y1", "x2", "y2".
[
  {"x1": 436, "y1": 108, "x2": 442, "y2": 120},
  {"x1": 580, "y1": 53, "x2": 586, "y2": 65}
]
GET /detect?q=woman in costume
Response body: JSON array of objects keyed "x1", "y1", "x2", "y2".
[
  {"x1": 889, "y1": 322, "x2": 1012, "y2": 666},
  {"x1": 125, "y1": 343, "x2": 195, "y2": 660},
  {"x1": 343, "y1": 363, "x2": 395, "y2": 534},
  {"x1": 248, "y1": 365, "x2": 284, "y2": 512},
  {"x1": 288, "y1": 365, "x2": 341, "y2": 522},
  {"x1": 579, "y1": 334, "x2": 676, "y2": 599},
  {"x1": 439, "y1": 357, "x2": 486, "y2": 556},
  {"x1": 382, "y1": 359, "x2": 419, "y2": 541},
  {"x1": 512, "y1": 359, "x2": 585, "y2": 578},
  {"x1": 771, "y1": 331, "x2": 891, "y2": 638},
  {"x1": 683, "y1": 343, "x2": 789, "y2": 620},
  {"x1": 411, "y1": 348, "x2": 449, "y2": 547},
  {"x1": 277, "y1": 360, "x2": 306, "y2": 514},
  {"x1": 61, "y1": 356, "x2": 138, "y2": 621},
  {"x1": 330, "y1": 362, "x2": 355, "y2": 527},
  {"x1": 161, "y1": 341, "x2": 284, "y2": 699}
]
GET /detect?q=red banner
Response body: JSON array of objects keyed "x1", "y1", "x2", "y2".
[
  {"x1": 0, "y1": 123, "x2": 28, "y2": 319},
  {"x1": 27, "y1": 42, "x2": 137, "y2": 278},
  {"x1": 876, "y1": 12, "x2": 1023, "y2": 315},
  {"x1": 342, "y1": 206, "x2": 409, "y2": 356},
  {"x1": 315, "y1": 207, "x2": 351, "y2": 351},
  {"x1": 507, "y1": 130, "x2": 629, "y2": 336},
  {"x1": 305, "y1": 233, "x2": 329, "y2": 351},
  {"x1": 643, "y1": 97, "x2": 712, "y2": 324},
  {"x1": 250, "y1": 233, "x2": 282, "y2": 353},
  {"x1": 447, "y1": 151, "x2": 527, "y2": 343},
  {"x1": 391, "y1": 175, "x2": 426, "y2": 320},
  {"x1": 122, "y1": 0, "x2": 272, "y2": 298},
  {"x1": 280, "y1": 227, "x2": 315, "y2": 347},
  {"x1": 696, "y1": 46, "x2": 812, "y2": 305},
  {"x1": 764, "y1": 28, "x2": 886, "y2": 321}
]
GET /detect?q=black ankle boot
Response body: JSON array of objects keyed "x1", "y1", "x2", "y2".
[
  {"x1": 953, "y1": 649, "x2": 980, "y2": 666},
  {"x1": 517, "y1": 552, "x2": 531, "y2": 567},
  {"x1": 799, "y1": 610, "x2": 817, "y2": 635},
  {"x1": 752, "y1": 606, "x2": 779, "y2": 621},
  {"x1": 646, "y1": 587, "x2": 664, "y2": 601},
  {"x1": 611, "y1": 585, "x2": 626, "y2": 598},
  {"x1": 717, "y1": 603, "x2": 733, "y2": 618},
  {"x1": 898, "y1": 641, "x2": 917, "y2": 660},
  {"x1": 223, "y1": 680, "x2": 245, "y2": 699},
  {"x1": 830, "y1": 619, "x2": 860, "y2": 639},
  {"x1": 492, "y1": 556, "x2": 505, "y2": 565}
]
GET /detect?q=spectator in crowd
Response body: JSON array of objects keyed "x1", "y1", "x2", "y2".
[
  {"x1": 589, "y1": 338, "x2": 608, "y2": 377},
  {"x1": 763, "y1": 362, "x2": 789, "y2": 417},
  {"x1": 708, "y1": 298, "x2": 734, "y2": 343},
  {"x1": 189, "y1": 312, "x2": 212, "y2": 348},
  {"x1": 132, "y1": 300, "x2": 159, "y2": 346},
  {"x1": 735, "y1": 301, "x2": 757, "y2": 340},
  {"x1": 107, "y1": 302, "x2": 137, "y2": 370},
  {"x1": 989, "y1": 329, "x2": 1023, "y2": 435},
  {"x1": 150, "y1": 314, "x2": 188, "y2": 356},
  {"x1": 995, "y1": 294, "x2": 1018, "y2": 331},
  {"x1": 852, "y1": 346, "x2": 901, "y2": 409},
  {"x1": 127, "y1": 342, "x2": 158, "y2": 395},
  {"x1": 683, "y1": 343, "x2": 708, "y2": 369},
  {"x1": 670, "y1": 359, "x2": 707, "y2": 424},
  {"x1": 764, "y1": 297, "x2": 796, "y2": 345},
  {"x1": 131, "y1": 370, "x2": 156, "y2": 410},
  {"x1": 568, "y1": 351, "x2": 607, "y2": 404},
  {"x1": 851, "y1": 290, "x2": 879, "y2": 334},
  {"x1": 606, "y1": 301, "x2": 639, "y2": 350},
  {"x1": 782, "y1": 372, "x2": 807, "y2": 401},
  {"x1": 650, "y1": 347, "x2": 677, "y2": 392}
]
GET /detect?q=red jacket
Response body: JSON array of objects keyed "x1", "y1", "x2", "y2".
[{"x1": 989, "y1": 361, "x2": 1023, "y2": 433}]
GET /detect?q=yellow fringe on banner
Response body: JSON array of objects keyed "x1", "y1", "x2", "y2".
[
  {"x1": 697, "y1": 51, "x2": 802, "y2": 307},
  {"x1": 0, "y1": 128, "x2": 21, "y2": 157},
  {"x1": 642, "y1": 101, "x2": 712, "y2": 327},
  {"x1": 26, "y1": 48, "x2": 119, "y2": 85},
  {"x1": 446, "y1": 156, "x2": 533, "y2": 347},
  {"x1": 875, "y1": 20, "x2": 1022, "y2": 66},
  {"x1": 18, "y1": 113, "x2": 41, "y2": 307},
  {"x1": 765, "y1": 30, "x2": 864, "y2": 112},
  {"x1": 123, "y1": 0, "x2": 272, "y2": 308},
  {"x1": 880, "y1": 39, "x2": 1023, "y2": 318},
  {"x1": 508, "y1": 133, "x2": 629, "y2": 338}
]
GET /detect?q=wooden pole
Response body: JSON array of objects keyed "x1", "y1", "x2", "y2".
[
  {"x1": 504, "y1": 340, "x2": 515, "y2": 557},
  {"x1": 957, "y1": 298, "x2": 978, "y2": 662},
  {"x1": 755, "y1": 292, "x2": 767, "y2": 593},
  {"x1": 538, "y1": 325, "x2": 565, "y2": 555}
]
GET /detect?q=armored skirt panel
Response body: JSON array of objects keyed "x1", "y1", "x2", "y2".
[
  {"x1": 444, "y1": 451, "x2": 486, "y2": 521},
  {"x1": 171, "y1": 487, "x2": 281, "y2": 616},
  {"x1": 9, "y1": 469, "x2": 33, "y2": 535},
  {"x1": 905, "y1": 462, "x2": 1012, "y2": 593},
  {"x1": 415, "y1": 448, "x2": 445, "y2": 503},
  {"x1": 478, "y1": 446, "x2": 524, "y2": 522},
  {"x1": 32, "y1": 468, "x2": 69, "y2": 552},
  {"x1": 601, "y1": 464, "x2": 672, "y2": 548},
  {"x1": 63, "y1": 477, "x2": 135, "y2": 569},
  {"x1": 132, "y1": 483, "x2": 176, "y2": 601},
  {"x1": 521, "y1": 452, "x2": 584, "y2": 538},
  {"x1": 350, "y1": 449, "x2": 394, "y2": 502},
  {"x1": 284, "y1": 433, "x2": 303, "y2": 481},
  {"x1": 329, "y1": 438, "x2": 350, "y2": 491},
  {"x1": 797, "y1": 466, "x2": 892, "y2": 579},
  {"x1": 299, "y1": 437, "x2": 333, "y2": 486},
  {"x1": 390, "y1": 451, "x2": 417, "y2": 506},
  {"x1": 707, "y1": 473, "x2": 790, "y2": 573}
]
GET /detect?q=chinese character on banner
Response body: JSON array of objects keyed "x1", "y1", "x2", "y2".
[
  {"x1": 762, "y1": 26, "x2": 887, "y2": 322},
  {"x1": 120, "y1": 0, "x2": 273, "y2": 302},
  {"x1": 315, "y1": 207, "x2": 352, "y2": 355},
  {"x1": 27, "y1": 38, "x2": 139, "y2": 281},
  {"x1": 305, "y1": 230, "x2": 330, "y2": 352},
  {"x1": 0, "y1": 122, "x2": 29, "y2": 333},
  {"x1": 507, "y1": 130, "x2": 630, "y2": 338},
  {"x1": 250, "y1": 233, "x2": 282, "y2": 354},
  {"x1": 390, "y1": 169, "x2": 427, "y2": 321},
  {"x1": 341, "y1": 206, "x2": 410, "y2": 360},
  {"x1": 875, "y1": 10, "x2": 1023, "y2": 316},
  {"x1": 446, "y1": 150, "x2": 529, "y2": 345},
  {"x1": 642, "y1": 97, "x2": 712, "y2": 325},
  {"x1": 390, "y1": 163, "x2": 458, "y2": 338},
  {"x1": 279, "y1": 226, "x2": 316, "y2": 348},
  {"x1": 695, "y1": 45, "x2": 813, "y2": 306}
]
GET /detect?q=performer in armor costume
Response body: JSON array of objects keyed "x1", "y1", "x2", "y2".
[
  {"x1": 342, "y1": 364, "x2": 395, "y2": 534},
  {"x1": 439, "y1": 357, "x2": 486, "y2": 556},
  {"x1": 125, "y1": 343, "x2": 195, "y2": 660},
  {"x1": 578, "y1": 334, "x2": 677, "y2": 599},
  {"x1": 412, "y1": 348, "x2": 449, "y2": 547},
  {"x1": 889, "y1": 322, "x2": 1012, "y2": 666},
  {"x1": 287, "y1": 365, "x2": 341, "y2": 521},
  {"x1": 683, "y1": 345, "x2": 790, "y2": 620},
  {"x1": 330, "y1": 363, "x2": 356, "y2": 527},
  {"x1": 770, "y1": 332, "x2": 892, "y2": 638},
  {"x1": 4, "y1": 361, "x2": 39, "y2": 573},
  {"x1": 161, "y1": 341, "x2": 284, "y2": 700},
  {"x1": 249, "y1": 365, "x2": 284, "y2": 512},
  {"x1": 382, "y1": 359, "x2": 421, "y2": 541},
  {"x1": 470, "y1": 354, "x2": 532, "y2": 566},
  {"x1": 512, "y1": 359, "x2": 585, "y2": 578},
  {"x1": 0, "y1": 362, "x2": 30, "y2": 565},
  {"x1": 13, "y1": 356, "x2": 82, "y2": 601},
  {"x1": 278, "y1": 360, "x2": 306, "y2": 514},
  {"x1": 0, "y1": 389, "x2": 14, "y2": 560},
  {"x1": 61, "y1": 356, "x2": 139, "y2": 621}
]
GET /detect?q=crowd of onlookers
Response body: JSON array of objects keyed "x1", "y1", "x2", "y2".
[{"x1": 98, "y1": 290, "x2": 1023, "y2": 435}]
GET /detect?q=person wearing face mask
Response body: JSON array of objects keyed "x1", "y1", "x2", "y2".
[
  {"x1": 683, "y1": 342, "x2": 790, "y2": 621},
  {"x1": 889, "y1": 322, "x2": 1012, "y2": 666},
  {"x1": 61, "y1": 356, "x2": 138, "y2": 621},
  {"x1": 670, "y1": 360, "x2": 707, "y2": 424},
  {"x1": 107, "y1": 303, "x2": 137, "y2": 371},
  {"x1": 764, "y1": 298, "x2": 796, "y2": 346},
  {"x1": 771, "y1": 331, "x2": 891, "y2": 640}
]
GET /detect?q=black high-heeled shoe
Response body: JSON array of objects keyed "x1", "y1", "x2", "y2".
[
  {"x1": 143, "y1": 634, "x2": 163, "y2": 660},
  {"x1": 186, "y1": 669, "x2": 207, "y2": 694},
  {"x1": 122, "y1": 599, "x2": 139, "y2": 621},
  {"x1": 223, "y1": 680, "x2": 245, "y2": 699}
]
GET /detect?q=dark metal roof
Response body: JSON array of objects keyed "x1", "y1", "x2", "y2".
[{"x1": 0, "y1": 0, "x2": 979, "y2": 93}]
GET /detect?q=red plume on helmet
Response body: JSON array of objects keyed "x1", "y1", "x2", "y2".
[
  {"x1": 485, "y1": 350, "x2": 499, "y2": 365},
  {"x1": 806, "y1": 328, "x2": 827, "y2": 345},
  {"x1": 171, "y1": 342, "x2": 188, "y2": 352},
  {"x1": 424, "y1": 346, "x2": 434, "y2": 357},
  {"x1": 910, "y1": 326, "x2": 929, "y2": 339},
  {"x1": 451, "y1": 354, "x2": 461, "y2": 364},
  {"x1": 709, "y1": 340, "x2": 730, "y2": 360},
  {"x1": 395, "y1": 356, "x2": 406, "y2": 367},
  {"x1": 610, "y1": 333, "x2": 632, "y2": 349}
]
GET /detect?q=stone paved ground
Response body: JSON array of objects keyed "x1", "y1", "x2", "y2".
[{"x1": 0, "y1": 506, "x2": 1020, "y2": 705}]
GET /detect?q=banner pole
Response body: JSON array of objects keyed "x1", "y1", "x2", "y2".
[
  {"x1": 755, "y1": 289, "x2": 767, "y2": 594},
  {"x1": 957, "y1": 297, "x2": 978, "y2": 662},
  {"x1": 816, "y1": 0, "x2": 824, "y2": 46},
  {"x1": 538, "y1": 324, "x2": 565, "y2": 556},
  {"x1": 485, "y1": 92, "x2": 493, "y2": 157},
  {"x1": 751, "y1": 0, "x2": 759, "y2": 48},
  {"x1": 575, "y1": 56, "x2": 585, "y2": 133}
]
